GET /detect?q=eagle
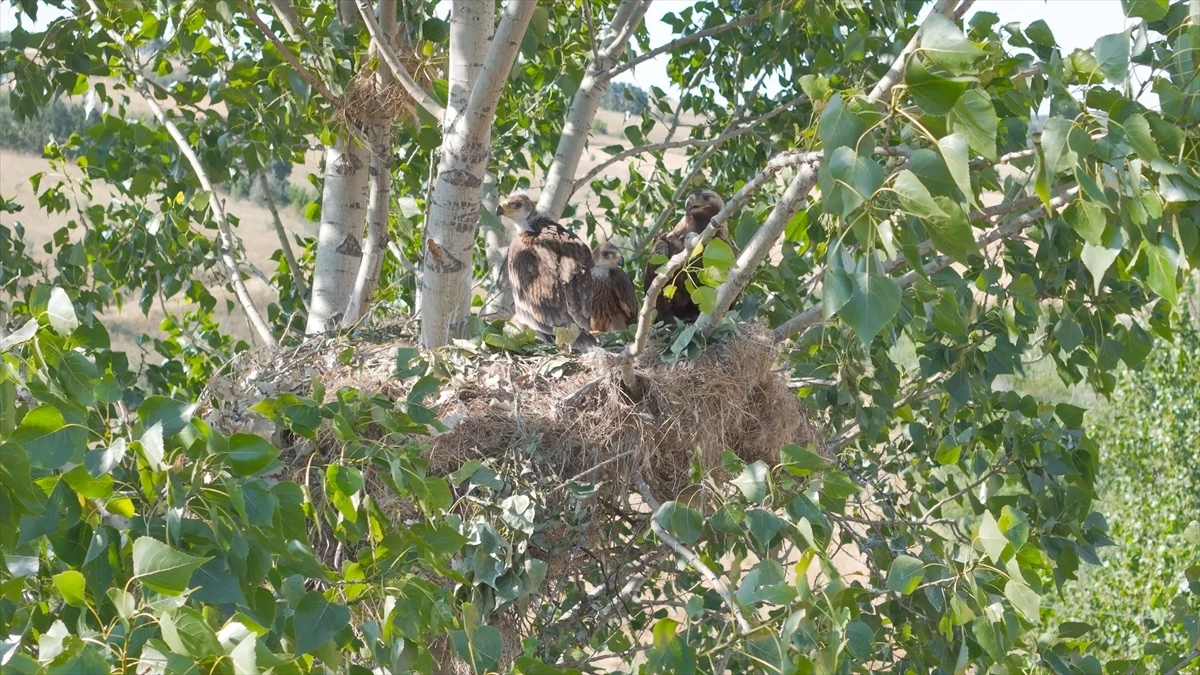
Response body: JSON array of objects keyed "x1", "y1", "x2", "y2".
[
  {"x1": 644, "y1": 188, "x2": 732, "y2": 325},
  {"x1": 495, "y1": 193, "x2": 597, "y2": 348},
  {"x1": 590, "y1": 242, "x2": 637, "y2": 332}
]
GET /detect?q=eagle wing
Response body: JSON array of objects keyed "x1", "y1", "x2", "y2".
[{"x1": 508, "y1": 224, "x2": 594, "y2": 340}]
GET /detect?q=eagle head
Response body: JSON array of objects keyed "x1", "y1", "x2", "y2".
[
  {"x1": 593, "y1": 242, "x2": 624, "y2": 269},
  {"x1": 496, "y1": 193, "x2": 536, "y2": 228},
  {"x1": 685, "y1": 188, "x2": 724, "y2": 217}
]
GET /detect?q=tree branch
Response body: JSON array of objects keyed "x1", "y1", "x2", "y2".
[
  {"x1": 241, "y1": 0, "x2": 338, "y2": 104},
  {"x1": 355, "y1": 0, "x2": 446, "y2": 121},
  {"x1": 610, "y1": 9, "x2": 767, "y2": 78},
  {"x1": 635, "y1": 477, "x2": 753, "y2": 635},
  {"x1": 259, "y1": 172, "x2": 309, "y2": 306},
  {"x1": 266, "y1": 0, "x2": 310, "y2": 42},
  {"x1": 866, "y1": 0, "x2": 959, "y2": 104},
  {"x1": 693, "y1": 162, "x2": 820, "y2": 337},
  {"x1": 573, "y1": 94, "x2": 803, "y2": 196}
]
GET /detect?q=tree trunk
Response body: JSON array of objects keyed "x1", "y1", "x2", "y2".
[
  {"x1": 342, "y1": 0, "x2": 397, "y2": 327},
  {"x1": 306, "y1": 138, "x2": 369, "y2": 333},
  {"x1": 418, "y1": 0, "x2": 537, "y2": 348},
  {"x1": 535, "y1": 0, "x2": 651, "y2": 220}
]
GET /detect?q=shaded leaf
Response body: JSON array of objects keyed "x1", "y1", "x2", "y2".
[
  {"x1": 292, "y1": 592, "x2": 350, "y2": 656},
  {"x1": 920, "y1": 14, "x2": 983, "y2": 74},
  {"x1": 732, "y1": 460, "x2": 769, "y2": 504},
  {"x1": 948, "y1": 89, "x2": 998, "y2": 161},
  {"x1": 886, "y1": 555, "x2": 925, "y2": 594},
  {"x1": 838, "y1": 269, "x2": 902, "y2": 347},
  {"x1": 132, "y1": 537, "x2": 211, "y2": 596},
  {"x1": 1094, "y1": 31, "x2": 1130, "y2": 84},
  {"x1": 656, "y1": 501, "x2": 704, "y2": 546}
]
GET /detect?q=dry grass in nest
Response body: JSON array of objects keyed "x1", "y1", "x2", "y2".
[{"x1": 429, "y1": 324, "x2": 826, "y2": 501}]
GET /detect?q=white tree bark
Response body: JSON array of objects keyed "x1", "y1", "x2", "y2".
[
  {"x1": 535, "y1": 0, "x2": 652, "y2": 220},
  {"x1": 306, "y1": 138, "x2": 370, "y2": 333},
  {"x1": 342, "y1": 0, "x2": 397, "y2": 327},
  {"x1": 418, "y1": 0, "x2": 537, "y2": 348}
]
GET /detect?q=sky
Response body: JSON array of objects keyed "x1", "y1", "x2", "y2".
[{"x1": 1, "y1": 0, "x2": 1145, "y2": 101}]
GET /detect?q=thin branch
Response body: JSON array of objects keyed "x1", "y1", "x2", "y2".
[
  {"x1": 574, "y1": 93, "x2": 803, "y2": 196},
  {"x1": 635, "y1": 477, "x2": 753, "y2": 635},
  {"x1": 259, "y1": 172, "x2": 309, "y2": 306},
  {"x1": 355, "y1": 0, "x2": 446, "y2": 121},
  {"x1": 610, "y1": 9, "x2": 767, "y2": 78},
  {"x1": 241, "y1": 0, "x2": 338, "y2": 104},
  {"x1": 266, "y1": 0, "x2": 310, "y2": 42},
  {"x1": 1164, "y1": 651, "x2": 1200, "y2": 675},
  {"x1": 918, "y1": 459, "x2": 1009, "y2": 522},
  {"x1": 89, "y1": 0, "x2": 276, "y2": 348},
  {"x1": 581, "y1": 0, "x2": 601, "y2": 65}
]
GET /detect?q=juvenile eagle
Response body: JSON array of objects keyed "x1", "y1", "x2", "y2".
[
  {"x1": 590, "y1": 242, "x2": 637, "y2": 332},
  {"x1": 644, "y1": 188, "x2": 732, "y2": 325},
  {"x1": 496, "y1": 193, "x2": 596, "y2": 348}
]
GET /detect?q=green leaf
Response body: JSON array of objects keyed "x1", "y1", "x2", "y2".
[
  {"x1": 978, "y1": 511, "x2": 1008, "y2": 563},
  {"x1": 137, "y1": 396, "x2": 195, "y2": 437},
  {"x1": 47, "y1": 287, "x2": 79, "y2": 335},
  {"x1": 937, "y1": 133, "x2": 976, "y2": 207},
  {"x1": 920, "y1": 14, "x2": 984, "y2": 74},
  {"x1": 1004, "y1": 580, "x2": 1040, "y2": 621},
  {"x1": 132, "y1": 537, "x2": 211, "y2": 596},
  {"x1": 85, "y1": 437, "x2": 127, "y2": 477},
  {"x1": 139, "y1": 423, "x2": 165, "y2": 471},
  {"x1": 656, "y1": 501, "x2": 704, "y2": 546},
  {"x1": 1144, "y1": 238, "x2": 1179, "y2": 305},
  {"x1": 820, "y1": 469, "x2": 862, "y2": 499},
  {"x1": 500, "y1": 494, "x2": 536, "y2": 534},
  {"x1": 0, "y1": 318, "x2": 37, "y2": 352},
  {"x1": 702, "y1": 238, "x2": 735, "y2": 271},
  {"x1": 732, "y1": 460, "x2": 769, "y2": 504},
  {"x1": 1094, "y1": 31, "x2": 1130, "y2": 84},
  {"x1": 1063, "y1": 199, "x2": 1109, "y2": 245},
  {"x1": 1183, "y1": 520, "x2": 1200, "y2": 546},
  {"x1": 736, "y1": 559, "x2": 794, "y2": 606},
  {"x1": 894, "y1": 169, "x2": 950, "y2": 220},
  {"x1": 53, "y1": 570, "x2": 88, "y2": 608},
  {"x1": 886, "y1": 555, "x2": 925, "y2": 594},
  {"x1": 998, "y1": 506, "x2": 1031, "y2": 550},
  {"x1": 292, "y1": 592, "x2": 351, "y2": 656},
  {"x1": 780, "y1": 444, "x2": 826, "y2": 476},
  {"x1": 745, "y1": 508, "x2": 783, "y2": 550},
  {"x1": 904, "y1": 56, "x2": 969, "y2": 116},
  {"x1": 160, "y1": 606, "x2": 223, "y2": 658},
  {"x1": 948, "y1": 89, "x2": 997, "y2": 161},
  {"x1": 223, "y1": 434, "x2": 279, "y2": 476},
  {"x1": 819, "y1": 93, "x2": 866, "y2": 157},
  {"x1": 1026, "y1": 20, "x2": 1056, "y2": 47},
  {"x1": 1119, "y1": 113, "x2": 1163, "y2": 164},
  {"x1": 326, "y1": 464, "x2": 363, "y2": 523},
  {"x1": 1040, "y1": 118, "x2": 1094, "y2": 174},
  {"x1": 820, "y1": 147, "x2": 885, "y2": 218},
  {"x1": 62, "y1": 464, "x2": 114, "y2": 499},
  {"x1": 846, "y1": 621, "x2": 875, "y2": 662},
  {"x1": 11, "y1": 405, "x2": 84, "y2": 469},
  {"x1": 1121, "y1": 0, "x2": 1168, "y2": 20},
  {"x1": 838, "y1": 268, "x2": 901, "y2": 347}
]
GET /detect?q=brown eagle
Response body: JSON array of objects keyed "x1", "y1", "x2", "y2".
[
  {"x1": 496, "y1": 193, "x2": 596, "y2": 348},
  {"x1": 644, "y1": 188, "x2": 732, "y2": 325},
  {"x1": 590, "y1": 242, "x2": 637, "y2": 332}
]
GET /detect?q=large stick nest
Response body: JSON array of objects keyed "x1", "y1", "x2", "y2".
[{"x1": 207, "y1": 321, "x2": 826, "y2": 500}]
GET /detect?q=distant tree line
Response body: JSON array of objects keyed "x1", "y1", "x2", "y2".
[{"x1": 599, "y1": 81, "x2": 649, "y2": 115}]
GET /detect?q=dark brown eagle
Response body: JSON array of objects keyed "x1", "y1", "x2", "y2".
[
  {"x1": 590, "y1": 242, "x2": 637, "y2": 332},
  {"x1": 644, "y1": 188, "x2": 732, "y2": 325},
  {"x1": 496, "y1": 193, "x2": 596, "y2": 348}
]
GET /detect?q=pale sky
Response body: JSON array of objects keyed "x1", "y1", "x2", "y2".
[{"x1": 1, "y1": 1, "x2": 1146, "y2": 102}]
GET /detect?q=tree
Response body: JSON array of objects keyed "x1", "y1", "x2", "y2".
[{"x1": 1, "y1": 0, "x2": 1199, "y2": 672}]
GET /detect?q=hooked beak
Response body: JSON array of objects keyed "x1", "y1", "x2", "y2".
[
  {"x1": 616, "y1": 255, "x2": 625, "y2": 267},
  {"x1": 494, "y1": 204, "x2": 506, "y2": 217}
]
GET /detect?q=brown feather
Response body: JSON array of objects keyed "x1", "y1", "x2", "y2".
[
  {"x1": 506, "y1": 214, "x2": 594, "y2": 343},
  {"x1": 643, "y1": 189, "x2": 735, "y2": 325},
  {"x1": 590, "y1": 243, "x2": 637, "y2": 331}
]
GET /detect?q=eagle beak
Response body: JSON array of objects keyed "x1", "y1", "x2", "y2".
[
  {"x1": 495, "y1": 204, "x2": 506, "y2": 217},
  {"x1": 617, "y1": 255, "x2": 625, "y2": 267}
]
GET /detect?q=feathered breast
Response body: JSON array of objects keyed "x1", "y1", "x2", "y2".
[
  {"x1": 591, "y1": 267, "x2": 637, "y2": 332},
  {"x1": 507, "y1": 223, "x2": 594, "y2": 336}
]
